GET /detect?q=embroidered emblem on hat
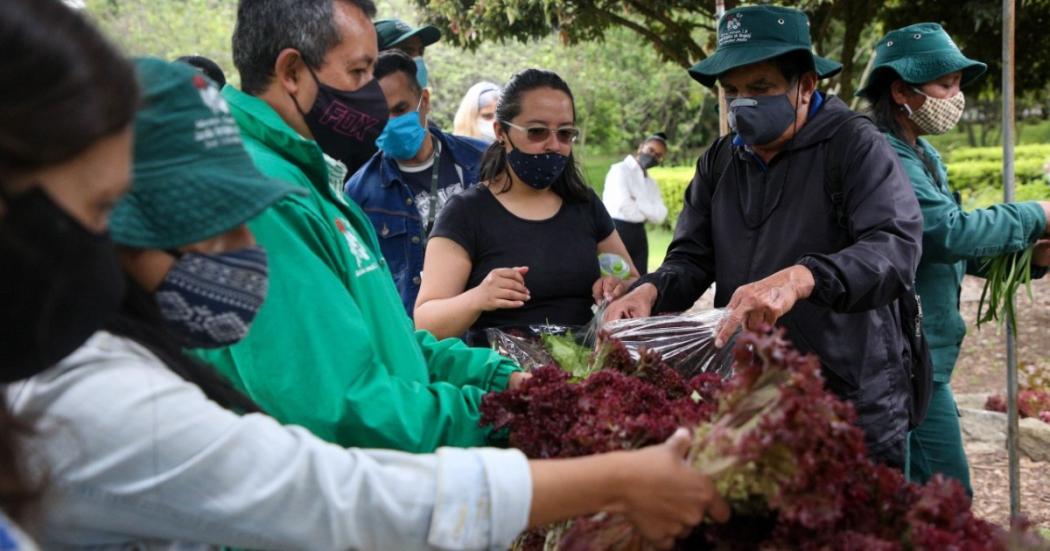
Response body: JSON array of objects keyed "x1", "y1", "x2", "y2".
[{"x1": 719, "y1": 14, "x2": 751, "y2": 45}]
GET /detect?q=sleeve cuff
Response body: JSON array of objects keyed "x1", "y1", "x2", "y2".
[
  {"x1": 796, "y1": 256, "x2": 834, "y2": 307},
  {"x1": 428, "y1": 448, "x2": 531, "y2": 550},
  {"x1": 487, "y1": 358, "x2": 521, "y2": 393},
  {"x1": 1022, "y1": 201, "x2": 1048, "y2": 243}
]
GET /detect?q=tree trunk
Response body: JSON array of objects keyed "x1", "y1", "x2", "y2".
[{"x1": 835, "y1": 0, "x2": 878, "y2": 102}]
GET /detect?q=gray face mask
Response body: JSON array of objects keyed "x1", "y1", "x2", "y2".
[{"x1": 727, "y1": 90, "x2": 799, "y2": 146}]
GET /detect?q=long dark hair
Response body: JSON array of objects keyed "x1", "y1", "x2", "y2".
[
  {"x1": 865, "y1": 71, "x2": 909, "y2": 142},
  {"x1": 105, "y1": 279, "x2": 263, "y2": 414},
  {"x1": 0, "y1": 0, "x2": 138, "y2": 176},
  {"x1": 479, "y1": 69, "x2": 591, "y2": 203},
  {"x1": 0, "y1": 0, "x2": 140, "y2": 526}
]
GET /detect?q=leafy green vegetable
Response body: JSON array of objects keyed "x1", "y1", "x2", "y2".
[
  {"x1": 976, "y1": 245, "x2": 1036, "y2": 331},
  {"x1": 541, "y1": 333, "x2": 594, "y2": 381}
]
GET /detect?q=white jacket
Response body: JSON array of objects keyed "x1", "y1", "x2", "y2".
[
  {"x1": 601, "y1": 155, "x2": 668, "y2": 225},
  {"x1": 6, "y1": 332, "x2": 531, "y2": 550}
]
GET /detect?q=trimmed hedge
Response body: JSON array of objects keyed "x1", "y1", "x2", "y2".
[
  {"x1": 649, "y1": 144, "x2": 1050, "y2": 228},
  {"x1": 648, "y1": 165, "x2": 694, "y2": 230},
  {"x1": 944, "y1": 146, "x2": 1048, "y2": 197}
]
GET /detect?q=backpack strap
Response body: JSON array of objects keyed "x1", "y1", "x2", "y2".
[
  {"x1": 823, "y1": 113, "x2": 872, "y2": 237},
  {"x1": 706, "y1": 134, "x2": 735, "y2": 194}
]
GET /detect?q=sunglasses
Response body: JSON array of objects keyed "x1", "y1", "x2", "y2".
[{"x1": 502, "y1": 121, "x2": 580, "y2": 144}]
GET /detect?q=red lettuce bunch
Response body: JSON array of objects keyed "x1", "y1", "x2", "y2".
[
  {"x1": 985, "y1": 389, "x2": 1050, "y2": 424},
  {"x1": 489, "y1": 327, "x2": 1036, "y2": 550},
  {"x1": 482, "y1": 340, "x2": 721, "y2": 458}
]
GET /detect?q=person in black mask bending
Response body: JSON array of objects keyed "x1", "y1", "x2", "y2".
[
  {"x1": 605, "y1": 5, "x2": 924, "y2": 469},
  {"x1": 602, "y1": 132, "x2": 670, "y2": 276}
]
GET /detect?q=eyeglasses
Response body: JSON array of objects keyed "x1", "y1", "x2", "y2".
[{"x1": 502, "y1": 121, "x2": 580, "y2": 144}]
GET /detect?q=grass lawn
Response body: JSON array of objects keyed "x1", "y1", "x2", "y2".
[
  {"x1": 645, "y1": 225, "x2": 673, "y2": 273},
  {"x1": 578, "y1": 152, "x2": 621, "y2": 196}
]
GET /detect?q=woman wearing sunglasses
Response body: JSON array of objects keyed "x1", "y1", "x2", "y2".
[{"x1": 415, "y1": 69, "x2": 638, "y2": 343}]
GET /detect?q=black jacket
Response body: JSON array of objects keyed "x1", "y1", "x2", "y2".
[{"x1": 640, "y1": 96, "x2": 923, "y2": 461}]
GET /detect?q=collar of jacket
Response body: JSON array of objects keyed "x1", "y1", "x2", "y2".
[
  {"x1": 378, "y1": 127, "x2": 485, "y2": 189},
  {"x1": 221, "y1": 85, "x2": 330, "y2": 190}
]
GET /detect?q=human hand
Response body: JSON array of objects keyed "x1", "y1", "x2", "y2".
[
  {"x1": 592, "y1": 275, "x2": 628, "y2": 303},
  {"x1": 470, "y1": 267, "x2": 530, "y2": 312},
  {"x1": 508, "y1": 371, "x2": 532, "y2": 391},
  {"x1": 1033, "y1": 239, "x2": 1050, "y2": 267},
  {"x1": 611, "y1": 428, "x2": 730, "y2": 548},
  {"x1": 714, "y1": 265, "x2": 815, "y2": 347},
  {"x1": 603, "y1": 283, "x2": 658, "y2": 322}
]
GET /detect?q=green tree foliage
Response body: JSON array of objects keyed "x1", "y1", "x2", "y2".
[
  {"x1": 421, "y1": 24, "x2": 719, "y2": 160},
  {"x1": 83, "y1": 0, "x2": 237, "y2": 85},
  {"x1": 412, "y1": 0, "x2": 719, "y2": 70}
]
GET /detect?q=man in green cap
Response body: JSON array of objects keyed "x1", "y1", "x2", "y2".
[
  {"x1": 607, "y1": 5, "x2": 925, "y2": 468},
  {"x1": 374, "y1": 17, "x2": 441, "y2": 88},
  {"x1": 192, "y1": 0, "x2": 526, "y2": 454},
  {"x1": 858, "y1": 23, "x2": 1050, "y2": 491}
]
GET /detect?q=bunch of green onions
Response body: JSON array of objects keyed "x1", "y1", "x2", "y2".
[{"x1": 976, "y1": 245, "x2": 1036, "y2": 330}]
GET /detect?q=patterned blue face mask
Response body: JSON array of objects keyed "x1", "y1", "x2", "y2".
[
  {"x1": 154, "y1": 246, "x2": 269, "y2": 349},
  {"x1": 506, "y1": 137, "x2": 570, "y2": 190}
]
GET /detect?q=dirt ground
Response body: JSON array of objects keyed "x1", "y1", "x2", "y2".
[{"x1": 954, "y1": 276, "x2": 1050, "y2": 531}]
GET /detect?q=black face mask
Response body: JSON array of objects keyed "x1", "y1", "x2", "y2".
[
  {"x1": 637, "y1": 153, "x2": 659, "y2": 170},
  {"x1": 0, "y1": 187, "x2": 125, "y2": 382},
  {"x1": 292, "y1": 67, "x2": 389, "y2": 175}
]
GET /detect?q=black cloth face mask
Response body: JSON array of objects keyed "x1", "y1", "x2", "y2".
[
  {"x1": 0, "y1": 187, "x2": 125, "y2": 382},
  {"x1": 637, "y1": 152, "x2": 659, "y2": 171},
  {"x1": 292, "y1": 67, "x2": 389, "y2": 176},
  {"x1": 727, "y1": 89, "x2": 799, "y2": 146}
]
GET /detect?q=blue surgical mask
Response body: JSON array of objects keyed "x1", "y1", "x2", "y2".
[
  {"x1": 376, "y1": 96, "x2": 428, "y2": 160},
  {"x1": 154, "y1": 246, "x2": 269, "y2": 349},
  {"x1": 506, "y1": 137, "x2": 570, "y2": 190},
  {"x1": 727, "y1": 91, "x2": 798, "y2": 146},
  {"x1": 414, "y1": 57, "x2": 429, "y2": 88}
]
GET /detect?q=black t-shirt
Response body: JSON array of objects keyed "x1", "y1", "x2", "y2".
[{"x1": 431, "y1": 185, "x2": 615, "y2": 331}]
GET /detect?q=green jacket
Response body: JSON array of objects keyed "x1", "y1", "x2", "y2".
[
  {"x1": 887, "y1": 133, "x2": 1046, "y2": 383},
  {"x1": 194, "y1": 86, "x2": 519, "y2": 452}
]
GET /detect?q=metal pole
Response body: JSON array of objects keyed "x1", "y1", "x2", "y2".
[
  {"x1": 1001, "y1": 0, "x2": 1021, "y2": 519},
  {"x1": 716, "y1": 0, "x2": 729, "y2": 136}
]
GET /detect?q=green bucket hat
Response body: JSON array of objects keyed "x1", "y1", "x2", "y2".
[
  {"x1": 688, "y1": 5, "x2": 842, "y2": 88},
  {"x1": 374, "y1": 18, "x2": 441, "y2": 51},
  {"x1": 856, "y1": 23, "x2": 987, "y2": 99},
  {"x1": 110, "y1": 58, "x2": 304, "y2": 250}
]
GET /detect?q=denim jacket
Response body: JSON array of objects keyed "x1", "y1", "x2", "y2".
[{"x1": 346, "y1": 128, "x2": 488, "y2": 315}]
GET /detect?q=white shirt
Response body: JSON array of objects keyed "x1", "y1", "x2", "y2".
[
  {"x1": 601, "y1": 155, "x2": 668, "y2": 225},
  {"x1": 6, "y1": 332, "x2": 531, "y2": 550}
]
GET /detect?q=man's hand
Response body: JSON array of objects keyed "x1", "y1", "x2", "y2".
[
  {"x1": 612, "y1": 428, "x2": 730, "y2": 548},
  {"x1": 603, "y1": 282, "x2": 658, "y2": 322},
  {"x1": 714, "y1": 265, "x2": 815, "y2": 347},
  {"x1": 1033, "y1": 239, "x2": 1050, "y2": 267}
]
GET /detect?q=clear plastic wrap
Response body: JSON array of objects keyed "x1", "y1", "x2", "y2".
[
  {"x1": 600, "y1": 308, "x2": 737, "y2": 379},
  {"x1": 485, "y1": 324, "x2": 584, "y2": 372}
]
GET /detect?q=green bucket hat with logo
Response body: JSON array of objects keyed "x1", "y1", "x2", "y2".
[
  {"x1": 688, "y1": 5, "x2": 842, "y2": 88},
  {"x1": 110, "y1": 58, "x2": 304, "y2": 250},
  {"x1": 856, "y1": 23, "x2": 987, "y2": 99},
  {"x1": 374, "y1": 18, "x2": 441, "y2": 51}
]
